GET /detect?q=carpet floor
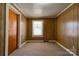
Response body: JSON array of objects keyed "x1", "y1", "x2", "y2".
[{"x1": 10, "y1": 42, "x2": 73, "y2": 56}]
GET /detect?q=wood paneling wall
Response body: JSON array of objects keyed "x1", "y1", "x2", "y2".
[
  {"x1": 1, "y1": 3, "x2": 79, "y2": 56},
  {"x1": 77, "y1": 4, "x2": 79, "y2": 55},
  {"x1": 27, "y1": 18, "x2": 56, "y2": 41},
  {"x1": 57, "y1": 4, "x2": 79, "y2": 55},
  {"x1": 21, "y1": 16, "x2": 27, "y2": 44},
  {"x1": 8, "y1": 4, "x2": 27, "y2": 55},
  {"x1": 0, "y1": 4, "x2": 5, "y2": 56},
  {"x1": 0, "y1": 3, "x2": 27, "y2": 55},
  {"x1": 44, "y1": 19, "x2": 57, "y2": 41},
  {"x1": 27, "y1": 19, "x2": 44, "y2": 40}
]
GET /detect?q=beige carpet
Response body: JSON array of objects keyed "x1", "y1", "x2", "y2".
[{"x1": 10, "y1": 42, "x2": 73, "y2": 56}]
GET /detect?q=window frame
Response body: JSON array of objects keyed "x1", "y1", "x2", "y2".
[{"x1": 32, "y1": 20, "x2": 44, "y2": 37}]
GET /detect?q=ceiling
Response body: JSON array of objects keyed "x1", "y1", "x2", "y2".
[{"x1": 14, "y1": 3, "x2": 70, "y2": 18}]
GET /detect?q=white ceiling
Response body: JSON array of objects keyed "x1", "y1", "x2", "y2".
[{"x1": 14, "y1": 3, "x2": 70, "y2": 18}]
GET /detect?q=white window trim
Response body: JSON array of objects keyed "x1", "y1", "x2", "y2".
[{"x1": 32, "y1": 20, "x2": 44, "y2": 37}]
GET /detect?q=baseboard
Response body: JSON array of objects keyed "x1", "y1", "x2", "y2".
[
  {"x1": 20, "y1": 41, "x2": 28, "y2": 48},
  {"x1": 56, "y1": 41, "x2": 77, "y2": 56},
  {"x1": 27, "y1": 40, "x2": 44, "y2": 43},
  {"x1": 27, "y1": 40, "x2": 56, "y2": 43},
  {"x1": 48, "y1": 40, "x2": 56, "y2": 43}
]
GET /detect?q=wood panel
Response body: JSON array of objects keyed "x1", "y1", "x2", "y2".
[
  {"x1": 77, "y1": 4, "x2": 79, "y2": 55},
  {"x1": 0, "y1": 3, "x2": 5, "y2": 56},
  {"x1": 27, "y1": 19, "x2": 44, "y2": 40},
  {"x1": 8, "y1": 9, "x2": 18, "y2": 55},
  {"x1": 73, "y1": 4, "x2": 78, "y2": 54},
  {"x1": 57, "y1": 4, "x2": 79, "y2": 55},
  {"x1": 44, "y1": 19, "x2": 56, "y2": 41},
  {"x1": 27, "y1": 18, "x2": 56, "y2": 41}
]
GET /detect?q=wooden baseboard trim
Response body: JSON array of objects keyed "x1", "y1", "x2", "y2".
[
  {"x1": 48, "y1": 40, "x2": 56, "y2": 42},
  {"x1": 20, "y1": 41, "x2": 28, "y2": 48},
  {"x1": 56, "y1": 41, "x2": 77, "y2": 56},
  {"x1": 27, "y1": 40, "x2": 44, "y2": 43}
]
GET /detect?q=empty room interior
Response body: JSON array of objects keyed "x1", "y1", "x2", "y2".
[{"x1": 0, "y1": 3, "x2": 79, "y2": 56}]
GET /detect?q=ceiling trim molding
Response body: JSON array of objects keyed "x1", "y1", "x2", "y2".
[
  {"x1": 56, "y1": 3, "x2": 74, "y2": 17},
  {"x1": 12, "y1": 3, "x2": 25, "y2": 16},
  {"x1": 13, "y1": 3, "x2": 74, "y2": 18}
]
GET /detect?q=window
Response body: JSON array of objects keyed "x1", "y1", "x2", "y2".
[{"x1": 32, "y1": 20, "x2": 43, "y2": 37}]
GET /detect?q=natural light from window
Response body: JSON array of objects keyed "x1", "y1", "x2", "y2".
[{"x1": 32, "y1": 20, "x2": 43, "y2": 37}]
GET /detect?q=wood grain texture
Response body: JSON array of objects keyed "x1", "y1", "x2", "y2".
[
  {"x1": 8, "y1": 9, "x2": 18, "y2": 55},
  {"x1": 57, "y1": 4, "x2": 79, "y2": 55},
  {"x1": 27, "y1": 18, "x2": 56, "y2": 41},
  {"x1": 44, "y1": 19, "x2": 56, "y2": 41},
  {"x1": 0, "y1": 3, "x2": 5, "y2": 56},
  {"x1": 27, "y1": 19, "x2": 44, "y2": 40},
  {"x1": 77, "y1": 4, "x2": 79, "y2": 55}
]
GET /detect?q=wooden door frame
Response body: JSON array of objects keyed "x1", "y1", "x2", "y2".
[{"x1": 5, "y1": 4, "x2": 22, "y2": 56}]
